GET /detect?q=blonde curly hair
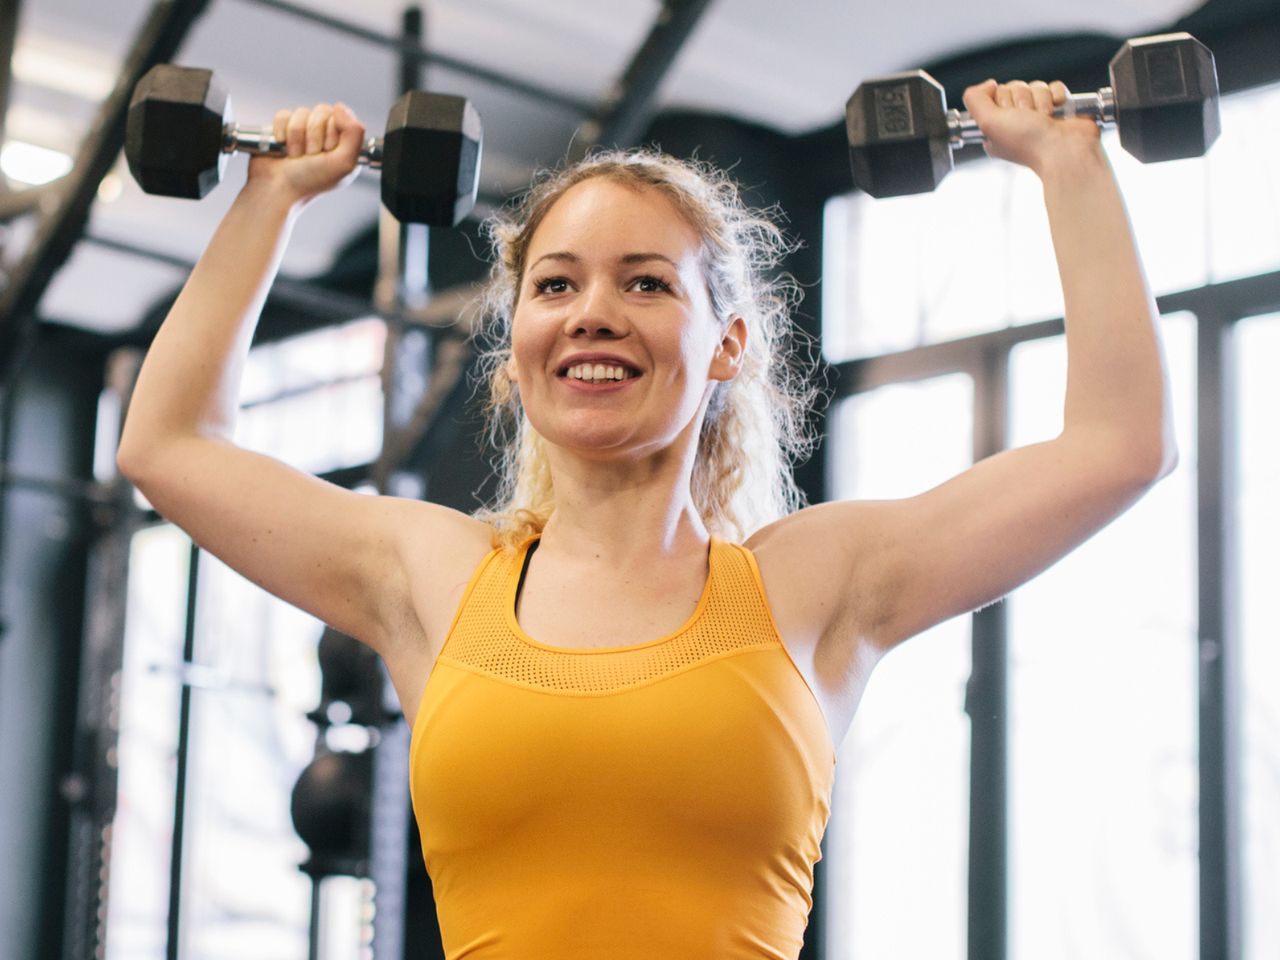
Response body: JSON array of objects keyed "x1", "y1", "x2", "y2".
[{"x1": 471, "y1": 147, "x2": 821, "y2": 551}]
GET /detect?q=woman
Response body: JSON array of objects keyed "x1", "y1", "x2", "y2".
[{"x1": 117, "y1": 78, "x2": 1177, "y2": 958}]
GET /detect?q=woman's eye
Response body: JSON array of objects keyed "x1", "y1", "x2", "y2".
[
  {"x1": 533, "y1": 277, "x2": 569, "y2": 295},
  {"x1": 631, "y1": 275, "x2": 671, "y2": 293}
]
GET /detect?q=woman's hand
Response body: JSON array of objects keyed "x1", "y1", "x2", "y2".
[
  {"x1": 246, "y1": 102, "x2": 366, "y2": 207},
  {"x1": 962, "y1": 79, "x2": 1101, "y2": 177}
]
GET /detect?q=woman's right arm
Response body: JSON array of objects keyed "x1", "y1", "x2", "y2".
[{"x1": 116, "y1": 103, "x2": 479, "y2": 657}]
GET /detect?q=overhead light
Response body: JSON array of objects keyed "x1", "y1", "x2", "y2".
[
  {"x1": 1, "y1": 140, "x2": 74, "y2": 186},
  {"x1": 12, "y1": 43, "x2": 117, "y2": 101}
]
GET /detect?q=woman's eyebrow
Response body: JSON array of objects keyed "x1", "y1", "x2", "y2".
[
  {"x1": 528, "y1": 251, "x2": 579, "y2": 271},
  {"x1": 527, "y1": 251, "x2": 679, "y2": 271},
  {"x1": 620, "y1": 253, "x2": 679, "y2": 268}
]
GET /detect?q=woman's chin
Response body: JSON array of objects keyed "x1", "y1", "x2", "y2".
[
  {"x1": 530, "y1": 409, "x2": 696, "y2": 462},
  {"x1": 539, "y1": 424, "x2": 669, "y2": 462},
  {"x1": 550, "y1": 433, "x2": 640, "y2": 459}
]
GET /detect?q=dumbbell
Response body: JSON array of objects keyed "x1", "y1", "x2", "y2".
[
  {"x1": 125, "y1": 64, "x2": 482, "y2": 226},
  {"x1": 845, "y1": 32, "x2": 1220, "y2": 198}
]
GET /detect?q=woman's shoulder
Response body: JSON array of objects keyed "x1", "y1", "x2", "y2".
[
  {"x1": 743, "y1": 500, "x2": 894, "y2": 640},
  {"x1": 744, "y1": 499, "x2": 878, "y2": 551},
  {"x1": 381, "y1": 500, "x2": 499, "y2": 649},
  {"x1": 389, "y1": 498, "x2": 498, "y2": 572}
]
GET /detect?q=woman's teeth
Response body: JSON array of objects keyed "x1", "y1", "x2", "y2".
[{"x1": 565, "y1": 363, "x2": 635, "y2": 382}]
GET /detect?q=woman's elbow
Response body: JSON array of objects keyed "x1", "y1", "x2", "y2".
[
  {"x1": 116, "y1": 443, "x2": 150, "y2": 483},
  {"x1": 1144, "y1": 439, "x2": 1179, "y2": 484}
]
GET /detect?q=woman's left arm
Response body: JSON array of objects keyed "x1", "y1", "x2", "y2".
[
  {"x1": 779, "y1": 80, "x2": 1179, "y2": 654},
  {"x1": 1038, "y1": 120, "x2": 1178, "y2": 473},
  {"x1": 968, "y1": 76, "x2": 1178, "y2": 469}
]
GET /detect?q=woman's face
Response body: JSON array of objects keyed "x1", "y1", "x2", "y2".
[{"x1": 507, "y1": 177, "x2": 745, "y2": 462}]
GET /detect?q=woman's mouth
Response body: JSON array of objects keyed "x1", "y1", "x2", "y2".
[{"x1": 560, "y1": 362, "x2": 640, "y2": 383}]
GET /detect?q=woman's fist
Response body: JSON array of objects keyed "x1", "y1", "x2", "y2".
[
  {"x1": 962, "y1": 79, "x2": 1100, "y2": 175},
  {"x1": 247, "y1": 102, "x2": 366, "y2": 205}
]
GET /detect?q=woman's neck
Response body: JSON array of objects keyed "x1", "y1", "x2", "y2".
[{"x1": 539, "y1": 446, "x2": 710, "y2": 564}]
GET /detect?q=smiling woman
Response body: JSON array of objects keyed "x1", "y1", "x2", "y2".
[
  {"x1": 113, "y1": 79, "x2": 1180, "y2": 959},
  {"x1": 472, "y1": 148, "x2": 821, "y2": 550}
]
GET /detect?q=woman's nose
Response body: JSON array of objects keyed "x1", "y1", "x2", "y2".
[{"x1": 563, "y1": 283, "x2": 627, "y2": 338}]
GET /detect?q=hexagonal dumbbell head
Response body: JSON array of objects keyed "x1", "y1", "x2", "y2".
[
  {"x1": 126, "y1": 65, "x2": 230, "y2": 199},
  {"x1": 846, "y1": 70, "x2": 953, "y2": 198},
  {"x1": 1110, "y1": 32, "x2": 1220, "y2": 163},
  {"x1": 381, "y1": 91, "x2": 482, "y2": 227}
]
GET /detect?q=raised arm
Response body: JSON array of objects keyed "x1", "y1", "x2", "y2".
[
  {"x1": 116, "y1": 103, "x2": 481, "y2": 657},
  {"x1": 759, "y1": 78, "x2": 1178, "y2": 655},
  {"x1": 995, "y1": 80, "x2": 1178, "y2": 465}
]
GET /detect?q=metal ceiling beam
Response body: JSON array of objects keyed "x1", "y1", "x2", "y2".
[
  {"x1": 569, "y1": 0, "x2": 716, "y2": 161},
  {"x1": 0, "y1": 1, "x2": 35, "y2": 223},
  {"x1": 81, "y1": 232, "x2": 482, "y2": 340},
  {"x1": 0, "y1": 184, "x2": 57, "y2": 223},
  {"x1": 0, "y1": 0, "x2": 20, "y2": 143},
  {"x1": 231, "y1": 0, "x2": 593, "y2": 116},
  {"x1": 0, "y1": 0, "x2": 213, "y2": 368}
]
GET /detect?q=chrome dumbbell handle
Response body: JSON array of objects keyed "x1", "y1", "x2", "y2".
[
  {"x1": 947, "y1": 88, "x2": 1117, "y2": 146},
  {"x1": 221, "y1": 125, "x2": 385, "y2": 167}
]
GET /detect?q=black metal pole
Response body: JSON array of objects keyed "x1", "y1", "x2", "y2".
[
  {"x1": 966, "y1": 343, "x2": 1009, "y2": 960},
  {"x1": 364, "y1": 15, "x2": 427, "y2": 959},
  {"x1": 59, "y1": 351, "x2": 141, "y2": 960},
  {"x1": 1196, "y1": 307, "x2": 1243, "y2": 960},
  {"x1": 372, "y1": 4, "x2": 435, "y2": 495},
  {"x1": 0, "y1": 0, "x2": 21, "y2": 141},
  {"x1": 399, "y1": 6, "x2": 424, "y2": 97},
  {"x1": 308, "y1": 875, "x2": 322, "y2": 960},
  {"x1": 393, "y1": 4, "x2": 430, "y2": 314},
  {"x1": 166, "y1": 540, "x2": 201, "y2": 960}
]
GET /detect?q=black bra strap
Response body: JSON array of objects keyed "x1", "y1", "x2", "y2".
[{"x1": 515, "y1": 538, "x2": 540, "y2": 605}]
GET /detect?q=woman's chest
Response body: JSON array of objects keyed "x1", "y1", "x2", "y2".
[{"x1": 515, "y1": 565, "x2": 707, "y2": 650}]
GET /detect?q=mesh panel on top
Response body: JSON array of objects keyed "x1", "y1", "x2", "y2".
[{"x1": 438, "y1": 538, "x2": 781, "y2": 695}]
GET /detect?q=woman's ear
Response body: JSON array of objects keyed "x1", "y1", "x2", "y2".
[
  {"x1": 504, "y1": 354, "x2": 519, "y2": 385},
  {"x1": 709, "y1": 315, "x2": 747, "y2": 382}
]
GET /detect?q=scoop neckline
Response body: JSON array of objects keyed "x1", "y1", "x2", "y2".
[{"x1": 504, "y1": 534, "x2": 718, "y2": 654}]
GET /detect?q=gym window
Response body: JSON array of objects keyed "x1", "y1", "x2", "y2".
[
  {"x1": 1237, "y1": 311, "x2": 1280, "y2": 959},
  {"x1": 237, "y1": 316, "x2": 387, "y2": 476},
  {"x1": 109, "y1": 318, "x2": 386, "y2": 958},
  {"x1": 1004, "y1": 315, "x2": 1199, "y2": 958},
  {"x1": 820, "y1": 77, "x2": 1280, "y2": 960},
  {"x1": 824, "y1": 372, "x2": 975, "y2": 959}
]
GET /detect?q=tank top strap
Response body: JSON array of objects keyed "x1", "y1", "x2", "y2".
[{"x1": 718, "y1": 540, "x2": 791, "y2": 649}]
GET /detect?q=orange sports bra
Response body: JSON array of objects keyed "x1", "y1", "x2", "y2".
[{"x1": 408, "y1": 534, "x2": 837, "y2": 959}]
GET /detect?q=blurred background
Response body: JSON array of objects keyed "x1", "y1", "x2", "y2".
[{"x1": 1, "y1": 0, "x2": 1277, "y2": 957}]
